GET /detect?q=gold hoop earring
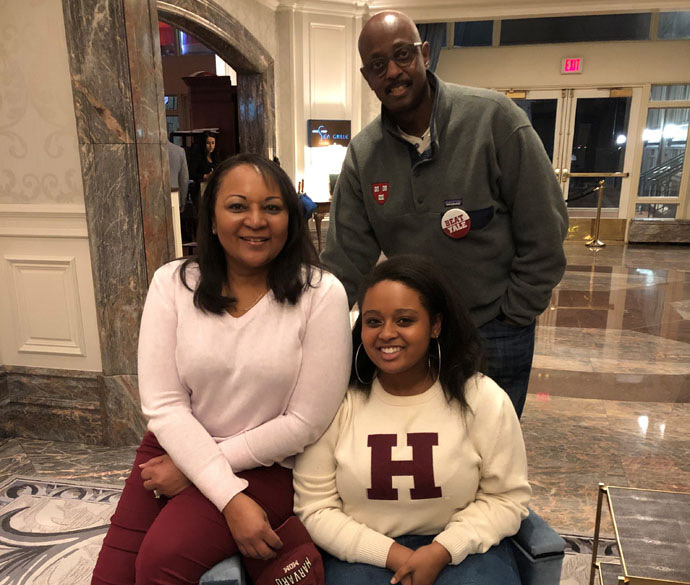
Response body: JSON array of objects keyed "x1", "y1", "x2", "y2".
[
  {"x1": 355, "y1": 343, "x2": 375, "y2": 385},
  {"x1": 429, "y1": 337, "x2": 441, "y2": 384}
]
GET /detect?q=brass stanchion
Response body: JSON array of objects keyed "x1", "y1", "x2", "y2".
[
  {"x1": 586, "y1": 179, "x2": 606, "y2": 248},
  {"x1": 589, "y1": 483, "x2": 607, "y2": 585}
]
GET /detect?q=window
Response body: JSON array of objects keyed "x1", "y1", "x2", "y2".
[
  {"x1": 164, "y1": 95, "x2": 178, "y2": 110},
  {"x1": 639, "y1": 108, "x2": 689, "y2": 198},
  {"x1": 500, "y1": 14, "x2": 651, "y2": 45},
  {"x1": 180, "y1": 31, "x2": 213, "y2": 55},
  {"x1": 658, "y1": 11, "x2": 690, "y2": 39},
  {"x1": 635, "y1": 203, "x2": 678, "y2": 219},
  {"x1": 634, "y1": 84, "x2": 690, "y2": 221},
  {"x1": 650, "y1": 84, "x2": 690, "y2": 102},
  {"x1": 416, "y1": 23, "x2": 447, "y2": 49},
  {"x1": 166, "y1": 116, "x2": 179, "y2": 137},
  {"x1": 453, "y1": 21, "x2": 493, "y2": 47}
]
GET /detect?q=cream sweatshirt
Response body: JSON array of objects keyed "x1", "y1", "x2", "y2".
[
  {"x1": 138, "y1": 260, "x2": 352, "y2": 512},
  {"x1": 293, "y1": 375, "x2": 531, "y2": 566}
]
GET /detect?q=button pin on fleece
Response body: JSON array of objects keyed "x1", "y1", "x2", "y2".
[{"x1": 441, "y1": 208, "x2": 471, "y2": 238}]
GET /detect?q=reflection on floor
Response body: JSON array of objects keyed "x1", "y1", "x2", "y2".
[
  {"x1": 1, "y1": 243, "x2": 689, "y2": 542},
  {"x1": 527, "y1": 243, "x2": 690, "y2": 537}
]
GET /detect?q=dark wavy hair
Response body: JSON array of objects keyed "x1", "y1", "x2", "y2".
[
  {"x1": 200, "y1": 131, "x2": 219, "y2": 164},
  {"x1": 180, "y1": 153, "x2": 320, "y2": 314},
  {"x1": 350, "y1": 255, "x2": 484, "y2": 410}
]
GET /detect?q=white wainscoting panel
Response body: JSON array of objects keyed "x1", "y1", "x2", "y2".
[
  {"x1": 6, "y1": 255, "x2": 86, "y2": 357},
  {"x1": 0, "y1": 205, "x2": 102, "y2": 371}
]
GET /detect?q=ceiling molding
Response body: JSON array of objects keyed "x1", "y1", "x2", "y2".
[
  {"x1": 269, "y1": 0, "x2": 690, "y2": 20},
  {"x1": 275, "y1": 1, "x2": 369, "y2": 16}
]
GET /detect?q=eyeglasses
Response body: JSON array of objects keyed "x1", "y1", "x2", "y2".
[{"x1": 361, "y1": 42, "x2": 423, "y2": 78}]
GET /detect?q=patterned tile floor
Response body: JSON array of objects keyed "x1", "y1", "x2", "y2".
[{"x1": 1, "y1": 242, "x2": 689, "y2": 543}]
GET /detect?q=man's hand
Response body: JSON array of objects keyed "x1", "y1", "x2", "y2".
[
  {"x1": 139, "y1": 454, "x2": 191, "y2": 497},
  {"x1": 223, "y1": 492, "x2": 283, "y2": 560},
  {"x1": 390, "y1": 542, "x2": 451, "y2": 585}
]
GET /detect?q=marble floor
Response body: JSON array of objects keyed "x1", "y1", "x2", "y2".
[
  {"x1": 526, "y1": 242, "x2": 690, "y2": 537},
  {"x1": 1, "y1": 242, "x2": 689, "y2": 542}
]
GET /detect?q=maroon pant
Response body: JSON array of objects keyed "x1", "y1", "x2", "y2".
[{"x1": 91, "y1": 432, "x2": 294, "y2": 585}]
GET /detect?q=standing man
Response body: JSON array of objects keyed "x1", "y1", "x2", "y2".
[
  {"x1": 167, "y1": 137, "x2": 190, "y2": 242},
  {"x1": 321, "y1": 11, "x2": 568, "y2": 418},
  {"x1": 167, "y1": 137, "x2": 189, "y2": 210}
]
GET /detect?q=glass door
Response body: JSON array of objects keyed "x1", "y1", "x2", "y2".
[
  {"x1": 559, "y1": 89, "x2": 636, "y2": 218},
  {"x1": 505, "y1": 88, "x2": 641, "y2": 219},
  {"x1": 511, "y1": 89, "x2": 564, "y2": 167}
]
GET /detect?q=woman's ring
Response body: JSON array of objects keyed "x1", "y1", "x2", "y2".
[{"x1": 153, "y1": 489, "x2": 161, "y2": 499}]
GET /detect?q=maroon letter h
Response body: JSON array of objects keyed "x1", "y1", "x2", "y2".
[{"x1": 367, "y1": 433, "x2": 442, "y2": 500}]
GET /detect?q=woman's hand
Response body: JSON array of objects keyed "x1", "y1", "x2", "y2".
[
  {"x1": 390, "y1": 542, "x2": 451, "y2": 585},
  {"x1": 139, "y1": 454, "x2": 191, "y2": 497},
  {"x1": 223, "y1": 492, "x2": 283, "y2": 560},
  {"x1": 386, "y1": 543, "x2": 414, "y2": 585}
]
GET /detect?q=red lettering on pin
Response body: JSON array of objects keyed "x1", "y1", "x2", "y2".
[{"x1": 441, "y1": 208, "x2": 471, "y2": 239}]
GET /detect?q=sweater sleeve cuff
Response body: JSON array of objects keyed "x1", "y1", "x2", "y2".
[
  {"x1": 433, "y1": 530, "x2": 473, "y2": 566},
  {"x1": 353, "y1": 529, "x2": 396, "y2": 568},
  {"x1": 218, "y1": 432, "x2": 261, "y2": 471},
  {"x1": 199, "y1": 470, "x2": 249, "y2": 512}
]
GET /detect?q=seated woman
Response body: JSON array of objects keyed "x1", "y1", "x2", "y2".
[
  {"x1": 91, "y1": 154, "x2": 351, "y2": 585},
  {"x1": 293, "y1": 255, "x2": 531, "y2": 585}
]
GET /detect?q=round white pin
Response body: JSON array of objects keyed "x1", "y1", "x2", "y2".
[{"x1": 441, "y1": 208, "x2": 471, "y2": 239}]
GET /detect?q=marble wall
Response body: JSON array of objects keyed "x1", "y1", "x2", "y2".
[
  {"x1": 62, "y1": 0, "x2": 150, "y2": 378},
  {"x1": 0, "y1": 366, "x2": 102, "y2": 444},
  {"x1": 628, "y1": 219, "x2": 690, "y2": 243},
  {"x1": 59, "y1": 0, "x2": 174, "y2": 444}
]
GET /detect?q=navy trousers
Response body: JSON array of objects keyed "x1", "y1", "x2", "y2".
[{"x1": 478, "y1": 317, "x2": 536, "y2": 419}]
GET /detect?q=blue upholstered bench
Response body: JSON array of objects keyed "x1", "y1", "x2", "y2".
[
  {"x1": 509, "y1": 509, "x2": 566, "y2": 585},
  {"x1": 200, "y1": 508, "x2": 565, "y2": 585}
]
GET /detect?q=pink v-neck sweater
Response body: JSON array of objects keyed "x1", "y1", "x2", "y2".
[{"x1": 138, "y1": 260, "x2": 352, "y2": 512}]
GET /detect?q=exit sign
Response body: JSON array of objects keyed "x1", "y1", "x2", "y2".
[{"x1": 562, "y1": 58, "x2": 582, "y2": 74}]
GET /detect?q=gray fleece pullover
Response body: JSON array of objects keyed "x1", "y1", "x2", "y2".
[{"x1": 321, "y1": 73, "x2": 568, "y2": 328}]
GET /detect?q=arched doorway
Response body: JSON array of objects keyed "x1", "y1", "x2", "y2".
[{"x1": 156, "y1": 0, "x2": 275, "y2": 155}]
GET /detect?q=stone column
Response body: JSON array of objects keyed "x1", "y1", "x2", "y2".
[{"x1": 62, "y1": 0, "x2": 174, "y2": 445}]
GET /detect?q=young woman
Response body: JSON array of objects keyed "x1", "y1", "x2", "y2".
[
  {"x1": 293, "y1": 255, "x2": 531, "y2": 585},
  {"x1": 92, "y1": 154, "x2": 351, "y2": 585},
  {"x1": 193, "y1": 131, "x2": 218, "y2": 181}
]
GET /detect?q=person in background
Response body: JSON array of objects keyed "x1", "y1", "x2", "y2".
[
  {"x1": 321, "y1": 11, "x2": 569, "y2": 418},
  {"x1": 167, "y1": 136, "x2": 192, "y2": 243},
  {"x1": 192, "y1": 131, "x2": 219, "y2": 183},
  {"x1": 167, "y1": 135, "x2": 189, "y2": 210},
  {"x1": 91, "y1": 154, "x2": 351, "y2": 585},
  {"x1": 185, "y1": 132, "x2": 220, "y2": 241},
  {"x1": 294, "y1": 255, "x2": 531, "y2": 585}
]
